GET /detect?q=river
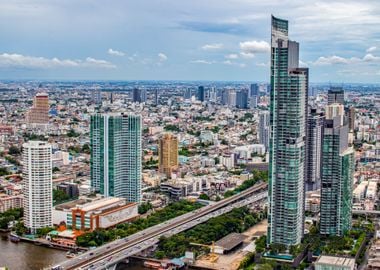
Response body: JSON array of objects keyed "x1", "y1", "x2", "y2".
[{"x1": 0, "y1": 233, "x2": 146, "y2": 270}]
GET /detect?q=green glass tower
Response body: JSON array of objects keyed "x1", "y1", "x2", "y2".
[
  {"x1": 268, "y1": 16, "x2": 308, "y2": 246},
  {"x1": 90, "y1": 113, "x2": 142, "y2": 203},
  {"x1": 320, "y1": 105, "x2": 354, "y2": 236}
]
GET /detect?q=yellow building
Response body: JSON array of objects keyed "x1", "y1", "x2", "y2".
[
  {"x1": 27, "y1": 92, "x2": 49, "y2": 125},
  {"x1": 159, "y1": 133, "x2": 178, "y2": 178}
]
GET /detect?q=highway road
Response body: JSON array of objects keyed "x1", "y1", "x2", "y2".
[{"x1": 51, "y1": 182, "x2": 267, "y2": 270}]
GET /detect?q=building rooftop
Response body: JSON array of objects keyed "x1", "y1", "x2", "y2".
[
  {"x1": 316, "y1": 256, "x2": 355, "y2": 267},
  {"x1": 215, "y1": 232, "x2": 246, "y2": 251}
]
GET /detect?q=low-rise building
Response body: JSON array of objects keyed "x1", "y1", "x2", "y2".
[
  {"x1": 0, "y1": 194, "x2": 23, "y2": 213},
  {"x1": 53, "y1": 197, "x2": 138, "y2": 231},
  {"x1": 314, "y1": 256, "x2": 355, "y2": 270}
]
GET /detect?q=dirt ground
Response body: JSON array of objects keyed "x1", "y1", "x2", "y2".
[{"x1": 193, "y1": 220, "x2": 268, "y2": 270}]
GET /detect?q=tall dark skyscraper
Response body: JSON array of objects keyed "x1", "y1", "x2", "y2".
[
  {"x1": 320, "y1": 104, "x2": 354, "y2": 236},
  {"x1": 154, "y1": 88, "x2": 159, "y2": 105},
  {"x1": 132, "y1": 88, "x2": 147, "y2": 103},
  {"x1": 305, "y1": 108, "x2": 324, "y2": 191},
  {"x1": 250, "y1": 83, "x2": 259, "y2": 96},
  {"x1": 197, "y1": 86, "x2": 205, "y2": 102},
  {"x1": 236, "y1": 90, "x2": 248, "y2": 109},
  {"x1": 268, "y1": 16, "x2": 308, "y2": 246},
  {"x1": 250, "y1": 83, "x2": 259, "y2": 108},
  {"x1": 328, "y1": 87, "x2": 344, "y2": 105},
  {"x1": 184, "y1": 88, "x2": 192, "y2": 100}
]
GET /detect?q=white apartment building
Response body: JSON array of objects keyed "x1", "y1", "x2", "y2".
[{"x1": 23, "y1": 141, "x2": 53, "y2": 234}]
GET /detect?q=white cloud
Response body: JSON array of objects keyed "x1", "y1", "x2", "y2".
[
  {"x1": 225, "y1": 54, "x2": 238, "y2": 59},
  {"x1": 107, "y1": 48, "x2": 125, "y2": 56},
  {"x1": 222, "y1": 60, "x2": 246, "y2": 68},
  {"x1": 313, "y1": 55, "x2": 360, "y2": 65},
  {"x1": 363, "y1": 53, "x2": 380, "y2": 62},
  {"x1": 158, "y1": 53, "x2": 168, "y2": 62},
  {"x1": 239, "y1": 40, "x2": 270, "y2": 53},
  {"x1": 256, "y1": 62, "x2": 269, "y2": 67},
  {"x1": 0, "y1": 53, "x2": 116, "y2": 69},
  {"x1": 190, "y1": 59, "x2": 214, "y2": 64},
  {"x1": 313, "y1": 53, "x2": 380, "y2": 65},
  {"x1": 366, "y1": 46, "x2": 377, "y2": 53},
  {"x1": 299, "y1": 60, "x2": 308, "y2": 67},
  {"x1": 239, "y1": 52, "x2": 255, "y2": 59},
  {"x1": 201, "y1": 43, "x2": 223, "y2": 50}
]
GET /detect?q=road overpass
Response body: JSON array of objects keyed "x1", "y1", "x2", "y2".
[{"x1": 51, "y1": 182, "x2": 268, "y2": 270}]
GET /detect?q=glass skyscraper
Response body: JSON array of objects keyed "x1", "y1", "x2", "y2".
[
  {"x1": 90, "y1": 113, "x2": 142, "y2": 203},
  {"x1": 268, "y1": 16, "x2": 308, "y2": 246},
  {"x1": 320, "y1": 104, "x2": 354, "y2": 236}
]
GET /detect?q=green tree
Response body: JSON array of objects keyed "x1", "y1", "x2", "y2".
[
  {"x1": 138, "y1": 202, "x2": 153, "y2": 214},
  {"x1": 199, "y1": 194, "x2": 210, "y2": 200},
  {"x1": 8, "y1": 146, "x2": 21, "y2": 155},
  {"x1": 53, "y1": 189, "x2": 70, "y2": 204}
]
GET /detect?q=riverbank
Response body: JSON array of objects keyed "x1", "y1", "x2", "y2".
[
  {"x1": 9, "y1": 232, "x2": 88, "y2": 252},
  {"x1": 0, "y1": 232, "x2": 67, "y2": 270}
]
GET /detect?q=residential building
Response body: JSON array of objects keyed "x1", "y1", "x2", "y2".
[
  {"x1": 259, "y1": 111, "x2": 270, "y2": 150},
  {"x1": 23, "y1": 141, "x2": 53, "y2": 234},
  {"x1": 0, "y1": 195, "x2": 23, "y2": 213},
  {"x1": 348, "y1": 106, "x2": 355, "y2": 132},
  {"x1": 327, "y1": 87, "x2": 344, "y2": 105},
  {"x1": 320, "y1": 104, "x2": 355, "y2": 236},
  {"x1": 236, "y1": 90, "x2": 248, "y2": 109},
  {"x1": 159, "y1": 133, "x2": 179, "y2": 178},
  {"x1": 27, "y1": 92, "x2": 49, "y2": 126},
  {"x1": 306, "y1": 108, "x2": 324, "y2": 191},
  {"x1": 132, "y1": 88, "x2": 146, "y2": 103},
  {"x1": 90, "y1": 113, "x2": 142, "y2": 202},
  {"x1": 250, "y1": 83, "x2": 259, "y2": 108},
  {"x1": 268, "y1": 16, "x2": 308, "y2": 246}
]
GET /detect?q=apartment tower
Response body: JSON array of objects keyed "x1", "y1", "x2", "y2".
[
  {"x1": 90, "y1": 113, "x2": 142, "y2": 203},
  {"x1": 159, "y1": 133, "x2": 179, "y2": 178},
  {"x1": 23, "y1": 141, "x2": 53, "y2": 234},
  {"x1": 268, "y1": 16, "x2": 308, "y2": 246}
]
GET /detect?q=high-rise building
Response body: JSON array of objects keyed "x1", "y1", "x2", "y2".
[
  {"x1": 90, "y1": 113, "x2": 142, "y2": 202},
  {"x1": 27, "y1": 93, "x2": 49, "y2": 126},
  {"x1": 154, "y1": 88, "x2": 159, "y2": 105},
  {"x1": 23, "y1": 141, "x2": 52, "y2": 234},
  {"x1": 197, "y1": 86, "x2": 205, "y2": 102},
  {"x1": 250, "y1": 83, "x2": 259, "y2": 97},
  {"x1": 268, "y1": 16, "x2": 308, "y2": 246},
  {"x1": 347, "y1": 106, "x2": 355, "y2": 132},
  {"x1": 159, "y1": 133, "x2": 179, "y2": 178},
  {"x1": 221, "y1": 89, "x2": 229, "y2": 105},
  {"x1": 325, "y1": 103, "x2": 345, "y2": 124},
  {"x1": 259, "y1": 111, "x2": 270, "y2": 150},
  {"x1": 132, "y1": 88, "x2": 147, "y2": 103},
  {"x1": 228, "y1": 90, "x2": 236, "y2": 107},
  {"x1": 320, "y1": 104, "x2": 354, "y2": 236},
  {"x1": 184, "y1": 88, "x2": 192, "y2": 100},
  {"x1": 236, "y1": 90, "x2": 248, "y2": 109},
  {"x1": 209, "y1": 87, "x2": 217, "y2": 103},
  {"x1": 305, "y1": 108, "x2": 324, "y2": 191},
  {"x1": 327, "y1": 87, "x2": 344, "y2": 105}
]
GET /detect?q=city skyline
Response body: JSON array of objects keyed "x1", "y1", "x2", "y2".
[{"x1": 0, "y1": 0, "x2": 379, "y2": 82}]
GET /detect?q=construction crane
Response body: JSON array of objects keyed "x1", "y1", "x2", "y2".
[{"x1": 190, "y1": 241, "x2": 219, "y2": 263}]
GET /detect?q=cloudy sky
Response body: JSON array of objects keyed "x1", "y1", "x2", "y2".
[{"x1": 0, "y1": 0, "x2": 379, "y2": 82}]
